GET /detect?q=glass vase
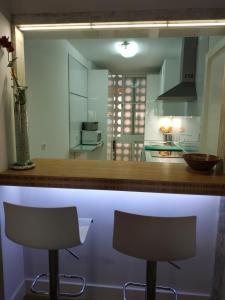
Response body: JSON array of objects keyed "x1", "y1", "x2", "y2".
[{"x1": 12, "y1": 90, "x2": 35, "y2": 170}]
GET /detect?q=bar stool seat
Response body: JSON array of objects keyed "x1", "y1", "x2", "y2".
[
  {"x1": 113, "y1": 210, "x2": 197, "y2": 300},
  {"x1": 4, "y1": 202, "x2": 93, "y2": 300}
]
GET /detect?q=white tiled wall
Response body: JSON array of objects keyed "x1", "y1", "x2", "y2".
[{"x1": 145, "y1": 115, "x2": 200, "y2": 143}]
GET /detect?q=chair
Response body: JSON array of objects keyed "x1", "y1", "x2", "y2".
[
  {"x1": 4, "y1": 202, "x2": 93, "y2": 300},
  {"x1": 113, "y1": 210, "x2": 196, "y2": 300}
]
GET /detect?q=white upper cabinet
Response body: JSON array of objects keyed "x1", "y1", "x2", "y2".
[
  {"x1": 69, "y1": 55, "x2": 88, "y2": 97},
  {"x1": 157, "y1": 58, "x2": 190, "y2": 116},
  {"x1": 200, "y1": 37, "x2": 225, "y2": 156},
  {"x1": 160, "y1": 58, "x2": 180, "y2": 94},
  {"x1": 87, "y1": 70, "x2": 109, "y2": 160}
]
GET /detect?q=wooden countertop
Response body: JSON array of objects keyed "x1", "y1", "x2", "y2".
[{"x1": 0, "y1": 158, "x2": 225, "y2": 196}]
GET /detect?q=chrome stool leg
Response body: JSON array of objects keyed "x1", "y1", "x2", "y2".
[
  {"x1": 123, "y1": 282, "x2": 178, "y2": 300},
  {"x1": 31, "y1": 248, "x2": 86, "y2": 298},
  {"x1": 49, "y1": 249, "x2": 59, "y2": 300},
  {"x1": 31, "y1": 250, "x2": 60, "y2": 299}
]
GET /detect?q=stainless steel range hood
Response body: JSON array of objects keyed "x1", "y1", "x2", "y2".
[{"x1": 157, "y1": 37, "x2": 198, "y2": 101}]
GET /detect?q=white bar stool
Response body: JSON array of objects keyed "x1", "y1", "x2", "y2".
[
  {"x1": 113, "y1": 210, "x2": 196, "y2": 300},
  {"x1": 4, "y1": 202, "x2": 93, "y2": 300}
]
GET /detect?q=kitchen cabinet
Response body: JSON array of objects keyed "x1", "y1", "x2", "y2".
[
  {"x1": 87, "y1": 70, "x2": 108, "y2": 160},
  {"x1": 145, "y1": 74, "x2": 161, "y2": 141},
  {"x1": 160, "y1": 58, "x2": 181, "y2": 94},
  {"x1": 200, "y1": 37, "x2": 225, "y2": 156},
  {"x1": 157, "y1": 58, "x2": 191, "y2": 116},
  {"x1": 69, "y1": 55, "x2": 88, "y2": 97},
  {"x1": 159, "y1": 58, "x2": 186, "y2": 116},
  {"x1": 69, "y1": 55, "x2": 89, "y2": 149},
  {"x1": 69, "y1": 94, "x2": 88, "y2": 148}
]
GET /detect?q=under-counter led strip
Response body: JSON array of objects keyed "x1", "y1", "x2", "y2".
[{"x1": 18, "y1": 20, "x2": 225, "y2": 31}]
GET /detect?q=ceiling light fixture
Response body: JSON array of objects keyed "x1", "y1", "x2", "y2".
[
  {"x1": 18, "y1": 20, "x2": 225, "y2": 31},
  {"x1": 92, "y1": 21, "x2": 167, "y2": 29},
  {"x1": 167, "y1": 20, "x2": 225, "y2": 27},
  {"x1": 116, "y1": 41, "x2": 138, "y2": 58},
  {"x1": 18, "y1": 23, "x2": 92, "y2": 31}
]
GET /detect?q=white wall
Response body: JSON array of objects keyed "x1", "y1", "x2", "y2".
[
  {"x1": 10, "y1": 0, "x2": 225, "y2": 14},
  {"x1": 0, "y1": 6, "x2": 26, "y2": 300},
  {"x1": 0, "y1": 10, "x2": 11, "y2": 299},
  {"x1": 19, "y1": 187, "x2": 219, "y2": 298},
  {"x1": 25, "y1": 39, "x2": 92, "y2": 158},
  {"x1": 0, "y1": 11, "x2": 15, "y2": 171}
]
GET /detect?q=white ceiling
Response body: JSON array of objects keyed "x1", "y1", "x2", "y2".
[
  {"x1": 23, "y1": 25, "x2": 225, "y2": 74},
  {"x1": 70, "y1": 37, "x2": 182, "y2": 74}
]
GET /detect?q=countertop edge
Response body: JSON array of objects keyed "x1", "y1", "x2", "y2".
[{"x1": 0, "y1": 174, "x2": 225, "y2": 196}]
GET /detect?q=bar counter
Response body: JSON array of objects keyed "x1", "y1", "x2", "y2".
[{"x1": 0, "y1": 158, "x2": 225, "y2": 195}]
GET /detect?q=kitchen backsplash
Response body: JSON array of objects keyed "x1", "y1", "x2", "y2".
[{"x1": 144, "y1": 105, "x2": 201, "y2": 143}]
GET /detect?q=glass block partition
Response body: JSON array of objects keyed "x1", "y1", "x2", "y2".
[{"x1": 108, "y1": 75, "x2": 146, "y2": 161}]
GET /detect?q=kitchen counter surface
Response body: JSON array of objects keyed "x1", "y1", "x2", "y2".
[
  {"x1": 0, "y1": 158, "x2": 225, "y2": 196},
  {"x1": 144, "y1": 151, "x2": 184, "y2": 163}
]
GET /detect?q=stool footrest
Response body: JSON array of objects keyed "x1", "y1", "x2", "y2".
[
  {"x1": 123, "y1": 282, "x2": 178, "y2": 300},
  {"x1": 60, "y1": 274, "x2": 86, "y2": 297},
  {"x1": 31, "y1": 273, "x2": 86, "y2": 297},
  {"x1": 31, "y1": 274, "x2": 48, "y2": 296}
]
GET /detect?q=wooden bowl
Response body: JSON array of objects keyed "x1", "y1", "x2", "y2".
[{"x1": 183, "y1": 153, "x2": 221, "y2": 172}]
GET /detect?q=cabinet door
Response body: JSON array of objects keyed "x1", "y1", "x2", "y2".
[
  {"x1": 160, "y1": 58, "x2": 180, "y2": 93},
  {"x1": 160, "y1": 58, "x2": 187, "y2": 116},
  {"x1": 69, "y1": 94, "x2": 87, "y2": 147},
  {"x1": 200, "y1": 37, "x2": 225, "y2": 156},
  {"x1": 87, "y1": 70, "x2": 108, "y2": 160},
  {"x1": 145, "y1": 74, "x2": 161, "y2": 141},
  {"x1": 69, "y1": 55, "x2": 88, "y2": 97}
]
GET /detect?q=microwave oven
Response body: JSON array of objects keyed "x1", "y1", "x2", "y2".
[{"x1": 81, "y1": 130, "x2": 102, "y2": 145}]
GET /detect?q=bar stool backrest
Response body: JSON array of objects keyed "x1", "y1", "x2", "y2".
[
  {"x1": 113, "y1": 210, "x2": 196, "y2": 261},
  {"x1": 4, "y1": 202, "x2": 82, "y2": 250}
]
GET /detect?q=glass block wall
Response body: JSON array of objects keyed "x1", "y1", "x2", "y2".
[{"x1": 108, "y1": 75, "x2": 146, "y2": 161}]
